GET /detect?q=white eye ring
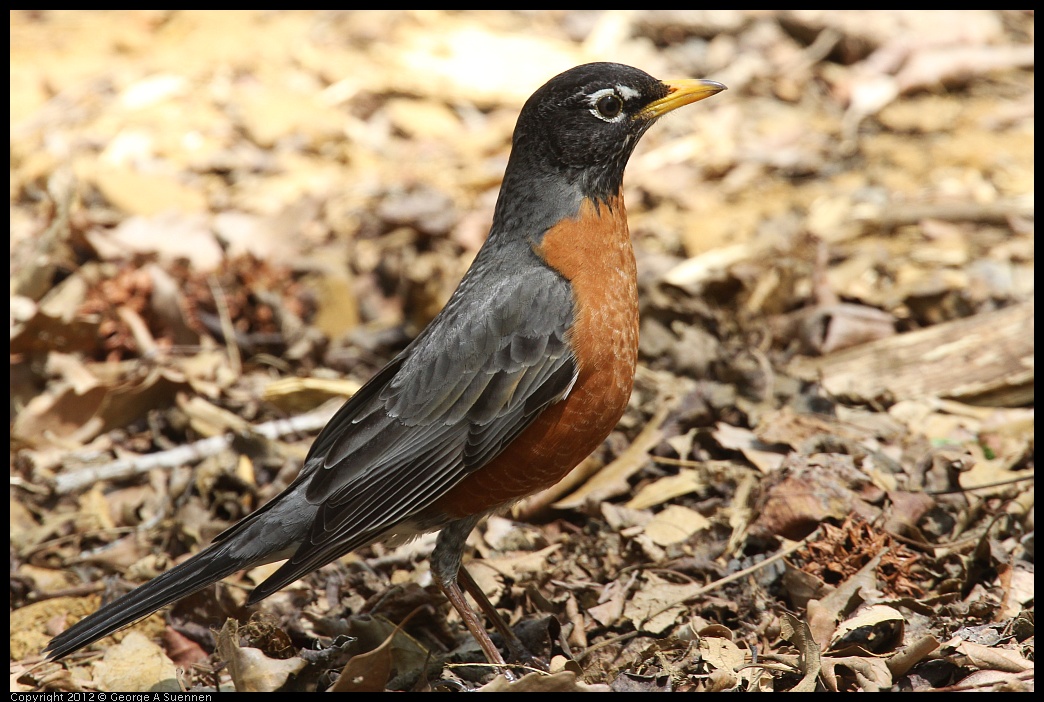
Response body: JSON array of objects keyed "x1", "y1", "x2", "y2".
[{"x1": 588, "y1": 88, "x2": 625, "y2": 123}]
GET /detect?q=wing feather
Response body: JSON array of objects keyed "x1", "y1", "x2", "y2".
[{"x1": 250, "y1": 260, "x2": 578, "y2": 599}]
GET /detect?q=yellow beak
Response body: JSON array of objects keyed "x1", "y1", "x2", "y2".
[{"x1": 641, "y1": 79, "x2": 727, "y2": 119}]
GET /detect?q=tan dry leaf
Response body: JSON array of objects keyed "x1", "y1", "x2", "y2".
[
  {"x1": 38, "y1": 272, "x2": 90, "y2": 323},
  {"x1": 807, "y1": 550, "x2": 884, "y2": 649},
  {"x1": 774, "y1": 302, "x2": 896, "y2": 356},
  {"x1": 389, "y1": 20, "x2": 585, "y2": 107},
  {"x1": 91, "y1": 168, "x2": 208, "y2": 217},
  {"x1": 332, "y1": 625, "x2": 399, "y2": 692},
  {"x1": 479, "y1": 544, "x2": 562, "y2": 581},
  {"x1": 88, "y1": 213, "x2": 222, "y2": 271},
  {"x1": 463, "y1": 560, "x2": 508, "y2": 610},
  {"x1": 548, "y1": 655, "x2": 585, "y2": 676},
  {"x1": 624, "y1": 572, "x2": 704, "y2": 635},
  {"x1": 80, "y1": 486, "x2": 117, "y2": 532},
  {"x1": 887, "y1": 635, "x2": 940, "y2": 679},
  {"x1": 956, "y1": 640, "x2": 1034, "y2": 673},
  {"x1": 9, "y1": 302, "x2": 100, "y2": 357},
  {"x1": 40, "y1": 335, "x2": 104, "y2": 386},
  {"x1": 92, "y1": 631, "x2": 181, "y2": 693},
  {"x1": 663, "y1": 243, "x2": 759, "y2": 289},
  {"x1": 10, "y1": 499, "x2": 42, "y2": 552},
  {"x1": 754, "y1": 405, "x2": 876, "y2": 448},
  {"x1": 342, "y1": 613, "x2": 434, "y2": 687},
  {"x1": 586, "y1": 573, "x2": 637, "y2": 628},
  {"x1": 999, "y1": 564, "x2": 1035, "y2": 619},
  {"x1": 642, "y1": 505, "x2": 710, "y2": 547},
  {"x1": 11, "y1": 595, "x2": 98, "y2": 661},
  {"x1": 236, "y1": 86, "x2": 346, "y2": 149},
  {"x1": 384, "y1": 97, "x2": 466, "y2": 141},
  {"x1": 821, "y1": 655, "x2": 893, "y2": 692},
  {"x1": 700, "y1": 635, "x2": 746, "y2": 672},
  {"x1": 96, "y1": 367, "x2": 189, "y2": 432},
  {"x1": 711, "y1": 422, "x2": 785, "y2": 474},
  {"x1": 177, "y1": 348, "x2": 232, "y2": 398},
  {"x1": 780, "y1": 613, "x2": 821, "y2": 692},
  {"x1": 216, "y1": 619, "x2": 307, "y2": 693},
  {"x1": 12, "y1": 384, "x2": 107, "y2": 449},
  {"x1": 755, "y1": 454, "x2": 880, "y2": 541},
  {"x1": 828, "y1": 604, "x2": 906, "y2": 655},
  {"x1": 477, "y1": 670, "x2": 611, "y2": 692},
  {"x1": 178, "y1": 394, "x2": 251, "y2": 437},
  {"x1": 782, "y1": 561, "x2": 831, "y2": 611},
  {"x1": 626, "y1": 469, "x2": 707, "y2": 510},
  {"x1": 882, "y1": 490, "x2": 937, "y2": 536},
  {"x1": 600, "y1": 502, "x2": 652, "y2": 531},
  {"x1": 307, "y1": 270, "x2": 361, "y2": 341},
  {"x1": 262, "y1": 376, "x2": 363, "y2": 414},
  {"x1": 15, "y1": 565, "x2": 77, "y2": 595},
  {"x1": 896, "y1": 44, "x2": 1035, "y2": 94},
  {"x1": 482, "y1": 515, "x2": 545, "y2": 551}
]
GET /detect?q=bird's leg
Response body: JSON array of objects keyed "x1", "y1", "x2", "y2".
[
  {"x1": 456, "y1": 565, "x2": 548, "y2": 671},
  {"x1": 431, "y1": 517, "x2": 515, "y2": 676},
  {"x1": 437, "y1": 569, "x2": 510, "y2": 668}
]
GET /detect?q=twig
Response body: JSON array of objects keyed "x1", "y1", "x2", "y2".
[
  {"x1": 208, "y1": 276, "x2": 241, "y2": 377},
  {"x1": 643, "y1": 531, "x2": 818, "y2": 624},
  {"x1": 574, "y1": 631, "x2": 640, "y2": 663},
  {"x1": 856, "y1": 199, "x2": 1034, "y2": 229},
  {"x1": 925, "y1": 472, "x2": 1034, "y2": 495},
  {"x1": 931, "y1": 668, "x2": 1034, "y2": 692},
  {"x1": 49, "y1": 402, "x2": 341, "y2": 495}
]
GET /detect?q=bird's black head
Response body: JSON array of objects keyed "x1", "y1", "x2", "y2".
[{"x1": 505, "y1": 62, "x2": 726, "y2": 204}]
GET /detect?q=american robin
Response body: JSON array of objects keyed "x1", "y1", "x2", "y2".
[{"x1": 44, "y1": 62, "x2": 725, "y2": 667}]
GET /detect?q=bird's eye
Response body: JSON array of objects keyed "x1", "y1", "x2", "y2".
[{"x1": 595, "y1": 93, "x2": 623, "y2": 119}]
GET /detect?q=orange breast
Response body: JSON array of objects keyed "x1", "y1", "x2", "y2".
[{"x1": 434, "y1": 195, "x2": 639, "y2": 518}]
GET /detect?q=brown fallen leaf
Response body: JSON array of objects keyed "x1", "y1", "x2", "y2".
[
  {"x1": 92, "y1": 631, "x2": 182, "y2": 693},
  {"x1": 754, "y1": 454, "x2": 880, "y2": 541},
  {"x1": 820, "y1": 654, "x2": 892, "y2": 692},
  {"x1": 332, "y1": 618, "x2": 404, "y2": 692},
  {"x1": 827, "y1": 604, "x2": 905, "y2": 655},
  {"x1": 642, "y1": 504, "x2": 710, "y2": 547},
  {"x1": 477, "y1": 670, "x2": 611, "y2": 692},
  {"x1": 625, "y1": 468, "x2": 708, "y2": 510},
  {"x1": 624, "y1": 572, "x2": 705, "y2": 635},
  {"x1": 896, "y1": 44, "x2": 1035, "y2": 93},
  {"x1": 788, "y1": 300, "x2": 1034, "y2": 406},
  {"x1": 806, "y1": 550, "x2": 885, "y2": 649},
  {"x1": 954, "y1": 639, "x2": 1034, "y2": 674},
  {"x1": 886, "y1": 634, "x2": 939, "y2": 679},
  {"x1": 780, "y1": 613, "x2": 821, "y2": 692},
  {"x1": 216, "y1": 619, "x2": 307, "y2": 693}
]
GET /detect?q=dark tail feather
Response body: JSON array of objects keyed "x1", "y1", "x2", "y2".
[{"x1": 44, "y1": 541, "x2": 249, "y2": 660}]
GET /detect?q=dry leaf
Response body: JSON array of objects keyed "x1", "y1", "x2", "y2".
[
  {"x1": 92, "y1": 631, "x2": 182, "y2": 693},
  {"x1": 477, "y1": 670, "x2": 611, "y2": 692},
  {"x1": 956, "y1": 640, "x2": 1034, "y2": 673},
  {"x1": 807, "y1": 550, "x2": 884, "y2": 648},
  {"x1": 780, "y1": 613, "x2": 821, "y2": 692},
  {"x1": 828, "y1": 604, "x2": 905, "y2": 655},
  {"x1": 480, "y1": 544, "x2": 562, "y2": 581},
  {"x1": 700, "y1": 635, "x2": 746, "y2": 672},
  {"x1": 642, "y1": 505, "x2": 710, "y2": 546},
  {"x1": 624, "y1": 572, "x2": 704, "y2": 635},
  {"x1": 626, "y1": 469, "x2": 707, "y2": 510},
  {"x1": 216, "y1": 619, "x2": 307, "y2": 693}
]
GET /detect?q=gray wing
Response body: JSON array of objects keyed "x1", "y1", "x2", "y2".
[{"x1": 248, "y1": 263, "x2": 577, "y2": 599}]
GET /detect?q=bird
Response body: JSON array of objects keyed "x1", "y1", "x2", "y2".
[{"x1": 44, "y1": 62, "x2": 725, "y2": 668}]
